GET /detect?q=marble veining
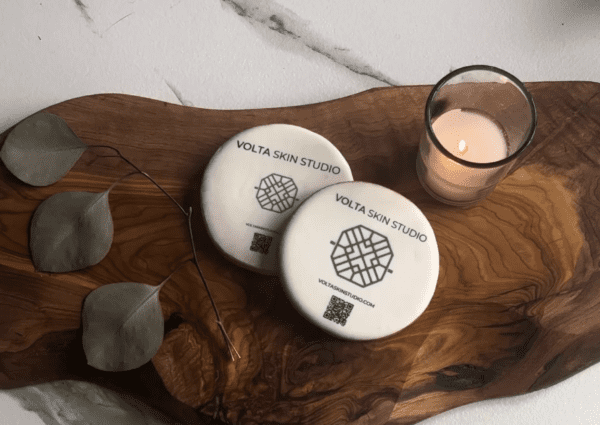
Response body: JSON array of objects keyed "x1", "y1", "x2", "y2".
[
  {"x1": 73, "y1": 0, "x2": 93, "y2": 25},
  {"x1": 72, "y1": 1, "x2": 136, "y2": 37},
  {"x1": 72, "y1": 0, "x2": 102, "y2": 36},
  {"x1": 164, "y1": 80, "x2": 194, "y2": 107},
  {"x1": 104, "y1": 12, "x2": 134, "y2": 34},
  {"x1": 220, "y1": 0, "x2": 399, "y2": 86}
]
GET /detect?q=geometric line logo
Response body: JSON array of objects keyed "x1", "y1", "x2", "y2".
[
  {"x1": 255, "y1": 173, "x2": 299, "y2": 213},
  {"x1": 330, "y1": 225, "x2": 393, "y2": 288}
]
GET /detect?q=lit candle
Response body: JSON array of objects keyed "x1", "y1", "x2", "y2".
[
  {"x1": 432, "y1": 109, "x2": 508, "y2": 163},
  {"x1": 416, "y1": 65, "x2": 536, "y2": 207},
  {"x1": 417, "y1": 109, "x2": 510, "y2": 204}
]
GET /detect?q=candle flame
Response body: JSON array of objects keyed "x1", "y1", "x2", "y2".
[{"x1": 458, "y1": 139, "x2": 468, "y2": 153}]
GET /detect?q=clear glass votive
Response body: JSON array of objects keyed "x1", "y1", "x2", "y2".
[{"x1": 416, "y1": 65, "x2": 537, "y2": 207}]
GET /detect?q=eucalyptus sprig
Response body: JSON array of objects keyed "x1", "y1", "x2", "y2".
[
  {"x1": 82, "y1": 263, "x2": 184, "y2": 372},
  {"x1": 1, "y1": 112, "x2": 240, "y2": 369}
]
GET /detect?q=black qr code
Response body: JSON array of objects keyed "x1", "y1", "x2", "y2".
[
  {"x1": 323, "y1": 295, "x2": 354, "y2": 326},
  {"x1": 250, "y1": 232, "x2": 273, "y2": 255}
]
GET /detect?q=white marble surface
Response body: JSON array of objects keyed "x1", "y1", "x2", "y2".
[{"x1": 1, "y1": 0, "x2": 600, "y2": 424}]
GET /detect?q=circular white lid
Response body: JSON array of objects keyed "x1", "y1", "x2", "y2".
[
  {"x1": 280, "y1": 181, "x2": 439, "y2": 340},
  {"x1": 201, "y1": 124, "x2": 353, "y2": 275}
]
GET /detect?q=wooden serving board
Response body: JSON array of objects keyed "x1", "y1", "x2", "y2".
[{"x1": 1, "y1": 82, "x2": 600, "y2": 425}]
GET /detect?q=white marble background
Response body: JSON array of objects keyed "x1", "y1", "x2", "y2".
[{"x1": 1, "y1": 0, "x2": 600, "y2": 424}]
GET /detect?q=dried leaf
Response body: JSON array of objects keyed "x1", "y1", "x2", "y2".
[
  {"x1": 0, "y1": 112, "x2": 87, "y2": 186},
  {"x1": 30, "y1": 190, "x2": 114, "y2": 272},
  {"x1": 82, "y1": 281, "x2": 165, "y2": 372}
]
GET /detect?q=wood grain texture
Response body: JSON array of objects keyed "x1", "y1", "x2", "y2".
[{"x1": 1, "y1": 82, "x2": 600, "y2": 424}]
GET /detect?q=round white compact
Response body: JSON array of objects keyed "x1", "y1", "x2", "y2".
[
  {"x1": 201, "y1": 124, "x2": 353, "y2": 275},
  {"x1": 280, "y1": 182, "x2": 439, "y2": 340}
]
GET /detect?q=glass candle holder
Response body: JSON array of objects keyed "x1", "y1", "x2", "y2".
[{"x1": 416, "y1": 65, "x2": 537, "y2": 207}]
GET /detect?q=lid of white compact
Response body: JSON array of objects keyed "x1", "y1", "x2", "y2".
[
  {"x1": 201, "y1": 124, "x2": 353, "y2": 275},
  {"x1": 280, "y1": 181, "x2": 439, "y2": 340}
]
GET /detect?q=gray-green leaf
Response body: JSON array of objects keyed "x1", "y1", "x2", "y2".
[
  {"x1": 82, "y1": 282, "x2": 165, "y2": 372},
  {"x1": 30, "y1": 190, "x2": 114, "y2": 272},
  {"x1": 1, "y1": 112, "x2": 87, "y2": 186}
]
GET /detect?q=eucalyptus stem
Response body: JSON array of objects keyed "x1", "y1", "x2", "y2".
[
  {"x1": 107, "y1": 171, "x2": 139, "y2": 193},
  {"x1": 188, "y1": 206, "x2": 241, "y2": 361},
  {"x1": 90, "y1": 145, "x2": 187, "y2": 216},
  {"x1": 91, "y1": 144, "x2": 240, "y2": 361},
  {"x1": 158, "y1": 259, "x2": 194, "y2": 288}
]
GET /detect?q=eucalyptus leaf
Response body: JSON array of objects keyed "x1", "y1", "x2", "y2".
[
  {"x1": 1, "y1": 112, "x2": 87, "y2": 186},
  {"x1": 82, "y1": 281, "x2": 165, "y2": 372},
  {"x1": 30, "y1": 190, "x2": 114, "y2": 272}
]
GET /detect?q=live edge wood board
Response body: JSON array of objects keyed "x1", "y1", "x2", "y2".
[{"x1": 1, "y1": 82, "x2": 600, "y2": 425}]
